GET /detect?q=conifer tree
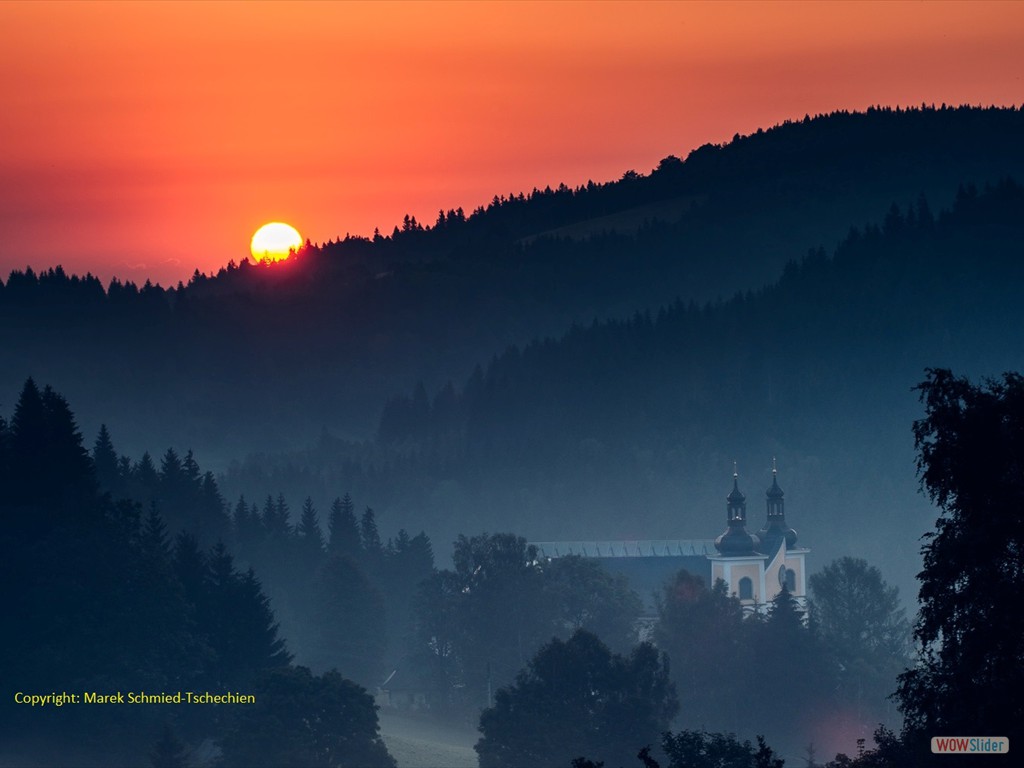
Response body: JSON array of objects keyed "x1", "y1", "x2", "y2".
[
  {"x1": 198, "y1": 471, "x2": 228, "y2": 542},
  {"x1": 262, "y1": 493, "x2": 291, "y2": 539},
  {"x1": 328, "y1": 494, "x2": 360, "y2": 559},
  {"x1": 233, "y1": 494, "x2": 254, "y2": 546},
  {"x1": 250, "y1": 500, "x2": 263, "y2": 540},
  {"x1": 10, "y1": 380, "x2": 96, "y2": 513},
  {"x1": 92, "y1": 424, "x2": 121, "y2": 495},
  {"x1": 183, "y1": 449, "x2": 201, "y2": 488},
  {"x1": 160, "y1": 448, "x2": 185, "y2": 505},
  {"x1": 173, "y1": 531, "x2": 207, "y2": 611},
  {"x1": 261, "y1": 494, "x2": 279, "y2": 536},
  {"x1": 204, "y1": 542, "x2": 291, "y2": 687},
  {"x1": 361, "y1": 506, "x2": 382, "y2": 554},
  {"x1": 9, "y1": 378, "x2": 46, "y2": 503},
  {"x1": 0, "y1": 413, "x2": 9, "y2": 494},
  {"x1": 135, "y1": 452, "x2": 160, "y2": 499},
  {"x1": 311, "y1": 555, "x2": 386, "y2": 685},
  {"x1": 140, "y1": 503, "x2": 172, "y2": 563},
  {"x1": 297, "y1": 497, "x2": 325, "y2": 555}
]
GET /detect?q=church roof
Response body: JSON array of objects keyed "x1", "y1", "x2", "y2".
[{"x1": 530, "y1": 539, "x2": 717, "y2": 558}]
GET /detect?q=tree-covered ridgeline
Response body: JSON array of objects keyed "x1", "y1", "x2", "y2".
[
  {"x1": 220, "y1": 177, "x2": 1024, "y2": 620},
  {"x1": 5, "y1": 106, "x2": 1024, "y2": 463}
]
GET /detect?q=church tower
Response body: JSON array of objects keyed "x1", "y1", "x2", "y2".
[
  {"x1": 710, "y1": 467, "x2": 765, "y2": 608},
  {"x1": 714, "y1": 466, "x2": 760, "y2": 556},
  {"x1": 758, "y1": 459, "x2": 797, "y2": 552},
  {"x1": 709, "y1": 461, "x2": 810, "y2": 611}
]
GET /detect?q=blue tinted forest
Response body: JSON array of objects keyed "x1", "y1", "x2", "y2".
[
  {"x1": 4, "y1": 105, "x2": 1024, "y2": 766},
  {"x1": 5, "y1": 370, "x2": 1019, "y2": 766},
  {"x1": 0, "y1": 382, "x2": 916, "y2": 765}
]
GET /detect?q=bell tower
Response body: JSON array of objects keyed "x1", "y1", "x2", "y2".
[
  {"x1": 758, "y1": 458, "x2": 797, "y2": 551},
  {"x1": 714, "y1": 465, "x2": 761, "y2": 556}
]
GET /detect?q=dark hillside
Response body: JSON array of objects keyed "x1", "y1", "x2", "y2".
[
  {"x1": 2, "y1": 106, "x2": 1023, "y2": 465},
  {"x1": 224, "y1": 180, "x2": 1024, "y2": 598}
]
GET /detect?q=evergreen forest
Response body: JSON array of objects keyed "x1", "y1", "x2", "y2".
[{"x1": 4, "y1": 106, "x2": 1024, "y2": 766}]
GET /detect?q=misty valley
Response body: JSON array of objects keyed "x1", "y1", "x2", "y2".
[{"x1": 3, "y1": 106, "x2": 1024, "y2": 767}]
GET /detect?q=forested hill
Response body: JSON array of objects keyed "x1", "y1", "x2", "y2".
[
  {"x1": 3, "y1": 106, "x2": 1024, "y2": 462},
  {"x1": 226, "y1": 180, "x2": 1024, "y2": 599}
]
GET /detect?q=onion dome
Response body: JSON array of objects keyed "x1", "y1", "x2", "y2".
[{"x1": 715, "y1": 526, "x2": 761, "y2": 556}]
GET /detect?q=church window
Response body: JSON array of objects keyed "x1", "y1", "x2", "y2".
[{"x1": 739, "y1": 577, "x2": 753, "y2": 600}]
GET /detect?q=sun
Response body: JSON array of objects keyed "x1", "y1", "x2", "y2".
[{"x1": 250, "y1": 222, "x2": 302, "y2": 263}]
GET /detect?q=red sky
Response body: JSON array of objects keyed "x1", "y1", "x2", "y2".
[{"x1": 2, "y1": 1, "x2": 1022, "y2": 287}]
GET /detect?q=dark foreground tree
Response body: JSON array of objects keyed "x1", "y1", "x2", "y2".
[
  {"x1": 543, "y1": 554, "x2": 643, "y2": 653},
  {"x1": 572, "y1": 730, "x2": 785, "y2": 768},
  {"x1": 219, "y1": 666, "x2": 396, "y2": 768},
  {"x1": 896, "y1": 369, "x2": 1024, "y2": 749},
  {"x1": 308, "y1": 554, "x2": 387, "y2": 686},
  {"x1": 809, "y1": 557, "x2": 909, "y2": 728},
  {"x1": 476, "y1": 629, "x2": 677, "y2": 768},
  {"x1": 653, "y1": 571, "x2": 747, "y2": 734},
  {"x1": 661, "y1": 730, "x2": 784, "y2": 768}
]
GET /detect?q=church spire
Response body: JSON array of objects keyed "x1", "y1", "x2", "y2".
[
  {"x1": 727, "y1": 463, "x2": 746, "y2": 520},
  {"x1": 715, "y1": 465, "x2": 760, "y2": 556},
  {"x1": 759, "y1": 459, "x2": 797, "y2": 550}
]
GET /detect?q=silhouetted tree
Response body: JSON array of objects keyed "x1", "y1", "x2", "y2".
[
  {"x1": 543, "y1": 555, "x2": 643, "y2": 653},
  {"x1": 309, "y1": 555, "x2": 386, "y2": 686},
  {"x1": 92, "y1": 424, "x2": 121, "y2": 496},
  {"x1": 476, "y1": 630, "x2": 677, "y2": 768},
  {"x1": 327, "y1": 494, "x2": 360, "y2": 559},
  {"x1": 203, "y1": 542, "x2": 291, "y2": 688},
  {"x1": 451, "y1": 533, "x2": 554, "y2": 705},
  {"x1": 360, "y1": 506, "x2": 383, "y2": 555},
  {"x1": 654, "y1": 572, "x2": 748, "y2": 734},
  {"x1": 233, "y1": 494, "x2": 258, "y2": 547},
  {"x1": 219, "y1": 666, "x2": 395, "y2": 768},
  {"x1": 411, "y1": 570, "x2": 464, "y2": 711},
  {"x1": 896, "y1": 369, "x2": 1024, "y2": 750},
  {"x1": 9, "y1": 379, "x2": 96, "y2": 519},
  {"x1": 660, "y1": 730, "x2": 785, "y2": 768},
  {"x1": 809, "y1": 557, "x2": 909, "y2": 726},
  {"x1": 297, "y1": 497, "x2": 325, "y2": 555}
]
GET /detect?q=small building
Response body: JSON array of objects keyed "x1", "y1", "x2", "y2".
[{"x1": 376, "y1": 666, "x2": 428, "y2": 711}]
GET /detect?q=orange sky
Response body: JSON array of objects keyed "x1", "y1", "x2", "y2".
[{"x1": 2, "y1": 0, "x2": 1022, "y2": 286}]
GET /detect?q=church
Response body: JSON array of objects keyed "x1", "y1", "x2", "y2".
[{"x1": 531, "y1": 463, "x2": 808, "y2": 613}]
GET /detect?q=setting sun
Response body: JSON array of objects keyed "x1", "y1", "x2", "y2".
[{"x1": 251, "y1": 222, "x2": 302, "y2": 263}]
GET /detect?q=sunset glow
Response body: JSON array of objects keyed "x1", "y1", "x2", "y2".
[{"x1": 1, "y1": 1, "x2": 1023, "y2": 285}]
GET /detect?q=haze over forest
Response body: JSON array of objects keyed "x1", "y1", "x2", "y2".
[
  {"x1": 3, "y1": 106, "x2": 1024, "y2": 594},
  {"x1": 4, "y1": 105, "x2": 1024, "y2": 765}
]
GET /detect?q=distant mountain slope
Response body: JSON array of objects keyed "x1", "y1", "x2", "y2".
[
  {"x1": 2, "y1": 106, "x2": 1023, "y2": 464},
  {"x1": 224, "y1": 180, "x2": 1024, "y2": 599}
]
